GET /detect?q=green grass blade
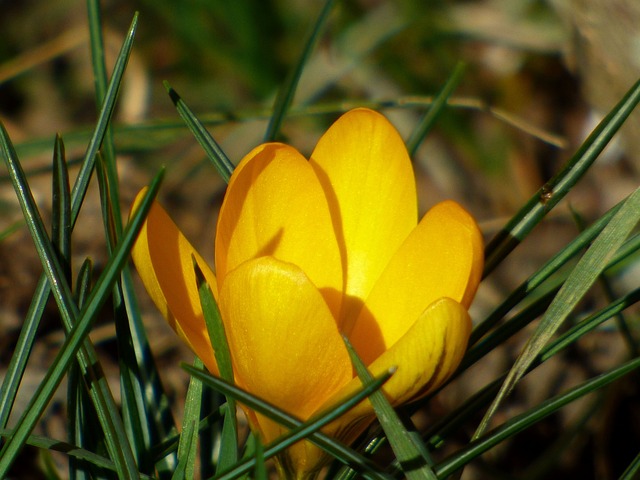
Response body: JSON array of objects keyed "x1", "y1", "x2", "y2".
[
  {"x1": 183, "y1": 365, "x2": 393, "y2": 480},
  {"x1": 252, "y1": 438, "x2": 268, "y2": 480},
  {"x1": 406, "y1": 62, "x2": 466, "y2": 157},
  {"x1": 70, "y1": 12, "x2": 138, "y2": 224},
  {"x1": 434, "y1": 356, "x2": 640, "y2": 478},
  {"x1": 68, "y1": 259, "x2": 95, "y2": 480},
  {"x1": 425, "y1": 283, "x2": 640, "y2": 452},
  {"x1": 471, "y1": 200, "x2": 622, "y2": 345},
  {"x1": 0, "y1": 159, "x2": 162, "y2": 477},
  {"x1": 619, "y1": 451, "x2": 640, "y2": 480},
  {"x1": 0, "y1": 16, "x2": 138, "y2": 434},
  {"x1": 193, "y1": 259, "x2": 238, "y2": 472},
  {"x1": 0, "y1": 275, "x2": 49, "y2": 429},
  {"x1": 164, "y1": 81, "x2": 234, "y2": 183},
  {"x1": 263, "y1": 0, "x2": 335, "y2": 142},
  {"x1": 120, "y1": 265, "x2": 180, "y2": 476},
  {"x1": 51, "y1": 134, "x2": 71, "y2": 273},
  {"x1": 1, "y1": 121, "x2": 138, "y2": 478},
  {"x1": 483, "y1": 78, "x2": 640, "y2": 275},
  {"x1": 344, "y1": 338, "x2": 436, "y2": 480},
  {"x1": 90, "y1": 6, "x2": 177, "y2": 472},
  {"x1": 87, "y1": 0, "x2": 121, "y2": 233},
  {"x1": 476, "y1": 187, "x2": 640, "y2": 438},
  {"x1": 175, "y1": 358, "x2": 205, "y2": 480},
  {"x1": 0, "y1": 429, "x2": 152, "y2": 478}
]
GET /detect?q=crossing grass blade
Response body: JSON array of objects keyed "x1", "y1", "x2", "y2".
[
  {"x1": 483, "y1": 78, "x2": 640, "y2": 275},
  {"x1": 434, "y1": 355, "x2": 640, "y2": 478},
  {"x1": 0, "y1": 130, "x2": 163, "y2": 476},
  {"x1": 0, "y1": 429, "x2": 151, "y2": 479},
  {"x1": 183, "y1": 364, "x2": 393, "y2": 480},
  {"x1": 344, "y1": 338, "x2": 437, "y2": 480},
  {"x1": 475, "y1": 186, "x2": 640, "y2": 439},
  {"x1": 0, "y1": 13, "x2": 140, "y2": 438},
  {"x1": 471, "y1": 201, "x2": 623, "y2": 344},
  {"x1": 194, "y1": 260, "x2": 238, "y2": 472}
]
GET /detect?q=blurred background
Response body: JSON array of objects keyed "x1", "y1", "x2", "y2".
[{"x1": 1, "y1": 0, "x2": 639, "y2": 478}]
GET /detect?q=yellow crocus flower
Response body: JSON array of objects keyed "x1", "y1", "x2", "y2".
[{"x1": 131, "y1": 108, "x2": 483, "y2": 479}]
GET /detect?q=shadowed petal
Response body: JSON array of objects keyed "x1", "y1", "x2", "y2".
[
  {"x1": 131, "y1": 189, "x2": 218, "y2": 374},
  {"x1": 309, "y1": 108, "x2": 417, "y2": 328},
  {"x1": 349, "y1": 200, "x2": 483, "y2": 364},
  {"x1": 216, "y1": 143, "x2": 343, "y2": 317},
  {"x1": 321, "y1": 298, "x2": 471, "y2": 445},
  {"x1": 219, "y1": 256, "x2": 352, "y2": 448}
]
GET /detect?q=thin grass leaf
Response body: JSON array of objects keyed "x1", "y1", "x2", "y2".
[
  {"x1": 344, "y1": 338, "x2": 437, "y2": 480},
  {"x1": 619, "y1": 451, "x2": 640, "y2": 480},
  {"x1": 425, "y1": 283, "x2": 640, "y2": 453},
  {"x1": 476, "y1": 186, "x2": 640, "y2": 439},
  {"x1": 164, "y1": 81, "x2": 234, "y2": 183},
  {"x1": 193, "y1": 259, "x2": 238, "y2": 472},
  {"x1": 471, "y1": 200, "x2": 622, "y2": 345},
  {"x1": 406, "y1": 62, "x2": 466, "y2": 157},
  {"x1": 175, "y1": 358, "x2": 204, "y2": 480},
  {"x1": 0, "y1": 429, "x2": 154, "y2": 479},
  {"x1": 183, "y1": 365, "x2": 393, "y2": 480},
  {"x1": 434, "y1": 356, "x2": 640, "y2": 478},
  {"x1": 10, "y1": 90, "x2": 570, "y2": 161},
  {"x1": 70, "y1": 13, "x2": 137, "y2": 223},
  {"x1": 68, "y1": 259, "x2": 94, "y2": 480},
  {"x1": 483, "y1": 78, "x2": 640, "y2": 275},
  {"x1": 74, "y1": 259, "x2": 93, "y2": 308},
  {"x1": 0, "y1": 122, "x2": 134, "y2": 477},
  {"x1": 0, "y1": 275, "x2": 49, "y2": 429},
  {"x1": 0, "y1": 11, "x2": 138, "y2": 451},
  {"x1": 51, "y1": 134, "x2": 71, "y2": 273},
  {"x1": 570, "y1": 205, "x2": 639, "y2": 357},
  {"x1": 263, "y1": 0, "x2": 335, "y2": 141},
  {"x1": 91, "y1": 6, "x2": 177, "y2": 472},
  {"x1": 252, "y1": 438, "x2": 267, "y2": 480},
  {"x1": 0, "y1": 167, "x2": 163, "y2": 478}
]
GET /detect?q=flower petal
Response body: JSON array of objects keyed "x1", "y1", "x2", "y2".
[
  {"x1": 219, "y1": 256, "x2": 352, "y2": 444},
  {"x1": 216, "y1": 143, "x2": 343, "y2": 317},
  {"x1": 367, "y1": 297, "x2": 471, "y2": 404},
  {"x1": 309, "y1": 108, "x2": 418, "y2": 325},
  {"x1": 130, "y1": 189, "x2": 218, "y2": 374},
  {"x1": 320, "y1": 297, "x2": 471, "y2": 440},
  {"x1": 349, "y1": 200, "x2": 483, "y2": 364}
]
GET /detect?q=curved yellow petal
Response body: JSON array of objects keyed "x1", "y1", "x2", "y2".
[
  {"x1": 130, "y1": 189, "x2": 218, "y2": 374},
  {"x1": 349, "y1": 200, "x2": 483, "y2": 364},
  {"x1": 215, "y1": 143, "x2": 343, "y2": 317},
  {"x1": 320, "y1": 297, "x2": 471, "y2": 442},
  {"x1": 218, "y1": 256, "x2": 352, "y2": 444},
  {"x1": 367, "y1": 297, "x2": 471, "y2": 404},
  {"x1": 309, "y1": 108, "x2": 418, "y2": 327}
]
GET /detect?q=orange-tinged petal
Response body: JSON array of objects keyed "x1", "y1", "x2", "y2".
[
  {"x1": 218, "y1": 256, "x2": 352, "y2": 445},
  {"x1": 321, "y1": 297, "x2": 471, "y2": 441},
  {"x1": 349, "y1": 200, "x2": 483, "y2": 364},
  {"x1": 130, "y1": 189, "x2": 218, "y2": 374},
  {"x1": 309, "y1": 108, "x2": 418, "y2": 327},
  {"x1": 367, "y1": 297, "x2": 471, "y2": 404},
  {"x1": 216, "y1": 143, "x2": 343, "y2": 317}
]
